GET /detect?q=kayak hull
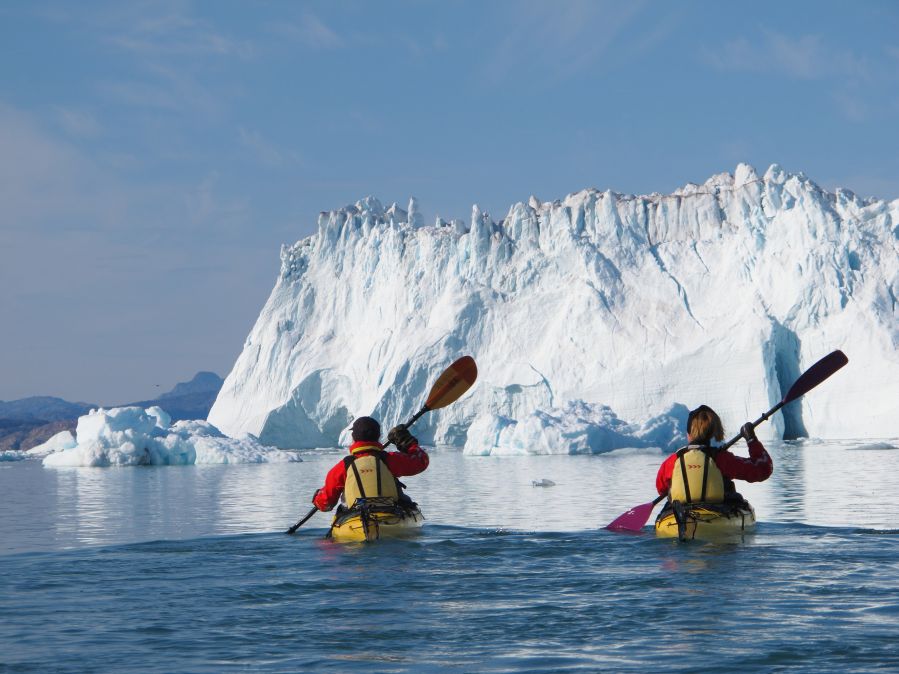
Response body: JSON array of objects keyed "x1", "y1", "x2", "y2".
[
  {"x1": 655, "y1": 501, "x2": 755, "y2": 541},
  {"x1": 329, "y1": 503, "x2": 424, "y2": 543}
]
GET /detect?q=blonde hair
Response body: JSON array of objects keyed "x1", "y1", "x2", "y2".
[{"x1": 687, "y1": 405, "x2": 724, "y2": 444}]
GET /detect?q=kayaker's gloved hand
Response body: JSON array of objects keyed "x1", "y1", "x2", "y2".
[
  {"x1": 388, "y1": 424, "x2": 417, "y2": 452},
  {"x1": 311, "y1": 488, "x2": 332, "y2": 511},
  {"x1": 740, "y1": 422, "x2": 757, "y2": 442}
]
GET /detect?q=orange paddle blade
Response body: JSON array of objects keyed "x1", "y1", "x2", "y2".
[{"x1": 425, "y1": 356, "x2": 478, "y2": 410}]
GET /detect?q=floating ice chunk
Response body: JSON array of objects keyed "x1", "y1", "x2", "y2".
[
  {"x1": 42, "y1": 407, "x2": 301, "y2": 467},
  {"x1": 846, "y1": 442, "x2": 899, "y2": 451},
  {"x1": 0, "y1": 450, "x2": 28, "y2": 462},
  {"x1": 463, "y1": 401, "x2": 687, "y2": 456}
]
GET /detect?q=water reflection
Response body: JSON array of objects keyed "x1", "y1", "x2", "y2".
[
  {"x1": 768, "y1": 441, "x2": 807, "y2": 521},
  {"x1": 54, "y1": 468, "x2": 113, "y2": 547},
  {"x1": 2, "y1": 439, "x2": 898, "y2": 554},
  {"x1": 1, "y1": 461, "x2": 329, "y2": 554}
]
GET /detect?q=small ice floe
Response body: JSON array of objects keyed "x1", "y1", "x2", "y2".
[
  {"x1": 531, "y1": 479, "x2": 556, "y2": 487},
  {"x1": 0, "y1": 450, "x2": 29, "y2": 462},
  {"x1": 40, "y1": 406, "x2": 302, "y2": 467},
  {"x1": 846, "y1": 442, "x2": 899, "y2": 451}
]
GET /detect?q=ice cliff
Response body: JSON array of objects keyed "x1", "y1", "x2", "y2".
[{"x1": 207, "y1": 164, "x2": 899, "y2": 452}]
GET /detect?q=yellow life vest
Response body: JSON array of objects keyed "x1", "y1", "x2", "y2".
[
  {"x1": 343, "y1": 451, "x2": 399, "y2": 509},
  {"x1": 669, "y1": 446, "x2": 725, "y2": 504}
]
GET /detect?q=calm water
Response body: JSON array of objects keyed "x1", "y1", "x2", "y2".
[{"x1": 2, "y1": 441, "x2": 899, "y2": 672}]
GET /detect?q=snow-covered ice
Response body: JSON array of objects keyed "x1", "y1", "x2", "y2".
[
  {"x1": 0, "y1": 432, "x2": 74, "y2": 462},
  {"x1": 208, "y1": 164, "x2": 899, "y2": 452},
  {"x1": 37, "y1": 406, "x2": 301, "y2": 467},
  {"x1": 25, "y1": 430, "x2": 76, "y2": 458}
]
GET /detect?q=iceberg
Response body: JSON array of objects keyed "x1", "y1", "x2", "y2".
[
  {"x1": 40, "y1": 406, "x2": 301, "y2": 467},
  {"x1": 208, "y1": 164, "x2": 899, "y2": 451}
]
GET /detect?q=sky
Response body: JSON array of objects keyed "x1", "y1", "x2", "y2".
[{"x1": 1, "y1": 0, "x2": 898, "y2": 405}]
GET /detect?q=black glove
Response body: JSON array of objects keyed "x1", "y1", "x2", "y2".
[
  {"x1": 387, "y1": 424, "x2": 417, "y2": 452},
  {"x1": 740, "y1": 422, "x2": 757, "y2": 442}
]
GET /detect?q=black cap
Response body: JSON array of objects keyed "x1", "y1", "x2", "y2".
[
  {"x1": 687, "y1": 404, "x2": 714, "y2": 427},
  {"x1": 351, "y1": 416, "x2": 381, "y2": 442}
]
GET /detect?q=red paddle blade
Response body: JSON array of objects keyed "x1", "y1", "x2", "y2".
[
  {"x1": 425, "y1": 356, "x2": 478, "y2": 410},
  {"x1": 605, "y1": 501, "x2": 656, "y2": 532}
]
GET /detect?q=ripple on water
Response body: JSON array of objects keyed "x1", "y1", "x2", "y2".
[{"x1": 2, "y1": 445, "x2": 899, "y2": 671}]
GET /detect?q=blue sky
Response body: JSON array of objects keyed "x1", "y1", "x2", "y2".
[{"x1": 2, "y1": 0, "x2": 898, "y2": 404}]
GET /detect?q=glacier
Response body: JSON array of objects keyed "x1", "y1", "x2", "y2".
[
  {"x1": 207, "y1": 163, "x2": 899, "y2": 454},
  {"x1": 36, "y1": 406, "x2": 301, "y2": 467}
]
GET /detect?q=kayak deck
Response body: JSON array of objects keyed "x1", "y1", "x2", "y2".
[
  {"x1": 655, "y1": 500, "x2": 755, "y2": 541},
  {"x1": 329, "y1": 499, "x2": 424, "y2": 543}
]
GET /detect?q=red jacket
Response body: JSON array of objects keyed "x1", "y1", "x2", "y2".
[
  {"x1": 656, "y1": 439, "x2": 773, "y2": 496},
  {"x1": 313, "y1": 440, "x2": 429, "y2": 511}
]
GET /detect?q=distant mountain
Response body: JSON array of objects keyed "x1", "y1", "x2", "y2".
[
  {"x1": 124, "y1": 372, "x2": 223, "y2": 422},
  {"x1": 0, "y1": 397, "x2": 94, "y2": 422},
  {"x1": 0, "y1": 372, "x2": 223, "y2": 451},
  {"x1": 157, "y1": 371, "x2": 223, "y2": 399},
  {"x1": 0, "y1": 419, "x2": 74, "y2": 453}
]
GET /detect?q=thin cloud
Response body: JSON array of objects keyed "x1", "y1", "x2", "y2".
[
  {"x1": 32, "y1": 0, "x2": 252, "y2": 58},
  {"x1": 53, "y1": 107, "x2": 103, "y2": 139},
  {"x1": 766, "y1": 32, "x2": 828, "y2": 79},
  {"x1": 186, "y1": 172, "x2": 251, "y2": 232},
  {"x1": 705, "y1": 37, "x2": 754, "y2": 72},
  {"x1": 702, "y1": 27, "x2": 884, "y2": 122},
  {"x1": 264, "y1": 10, "x2": 452, "y2": 59},
  {"x1": 96, "y1": 79, "x2": 181, "y2": 111},
  {"x1": 238, "y1": 127, "x2": 301, "y2": 168},
  {"x1": 0, "y1": 102, "x2": 125, "y2": 230},
  {"x1": 831, "y1": 90, "x2": 869, "y2": 123},
  {"x1": 38, "y1": 4, "x2": 246, "y2": 120},
  {"x1": 97, "y1": 61, "x2": 226, "y2": 120},
  {"x1": 268, "y1": 11, "x2": 344, "y2": 49},
  {"x1": 0, "y1": 102, "x2": 243, "y2": 239},
  {"x1": 482, "y1": 0, "x2": 653, "y2": 84},
  {"x1": 105, "y1": 5, "x2": 254, "y2": 59},
  {"x1": 704, "y1": 28, "x2": 870, "y2": 82}
]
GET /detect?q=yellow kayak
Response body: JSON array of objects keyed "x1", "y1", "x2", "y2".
[
  {"x1": 655, "y1": 500, "x2": 756, "y2": 541},
  {"x1": 328, "y1": 499, "x2": 424, "y2": 543}
]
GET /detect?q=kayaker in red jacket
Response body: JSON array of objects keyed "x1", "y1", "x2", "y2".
[
  {"x1": 656, "y1": 404, "x2": 773, "y2": 499},
  {"x1": 312, "y1": 416, "x2": 429, "y2": 512}
]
